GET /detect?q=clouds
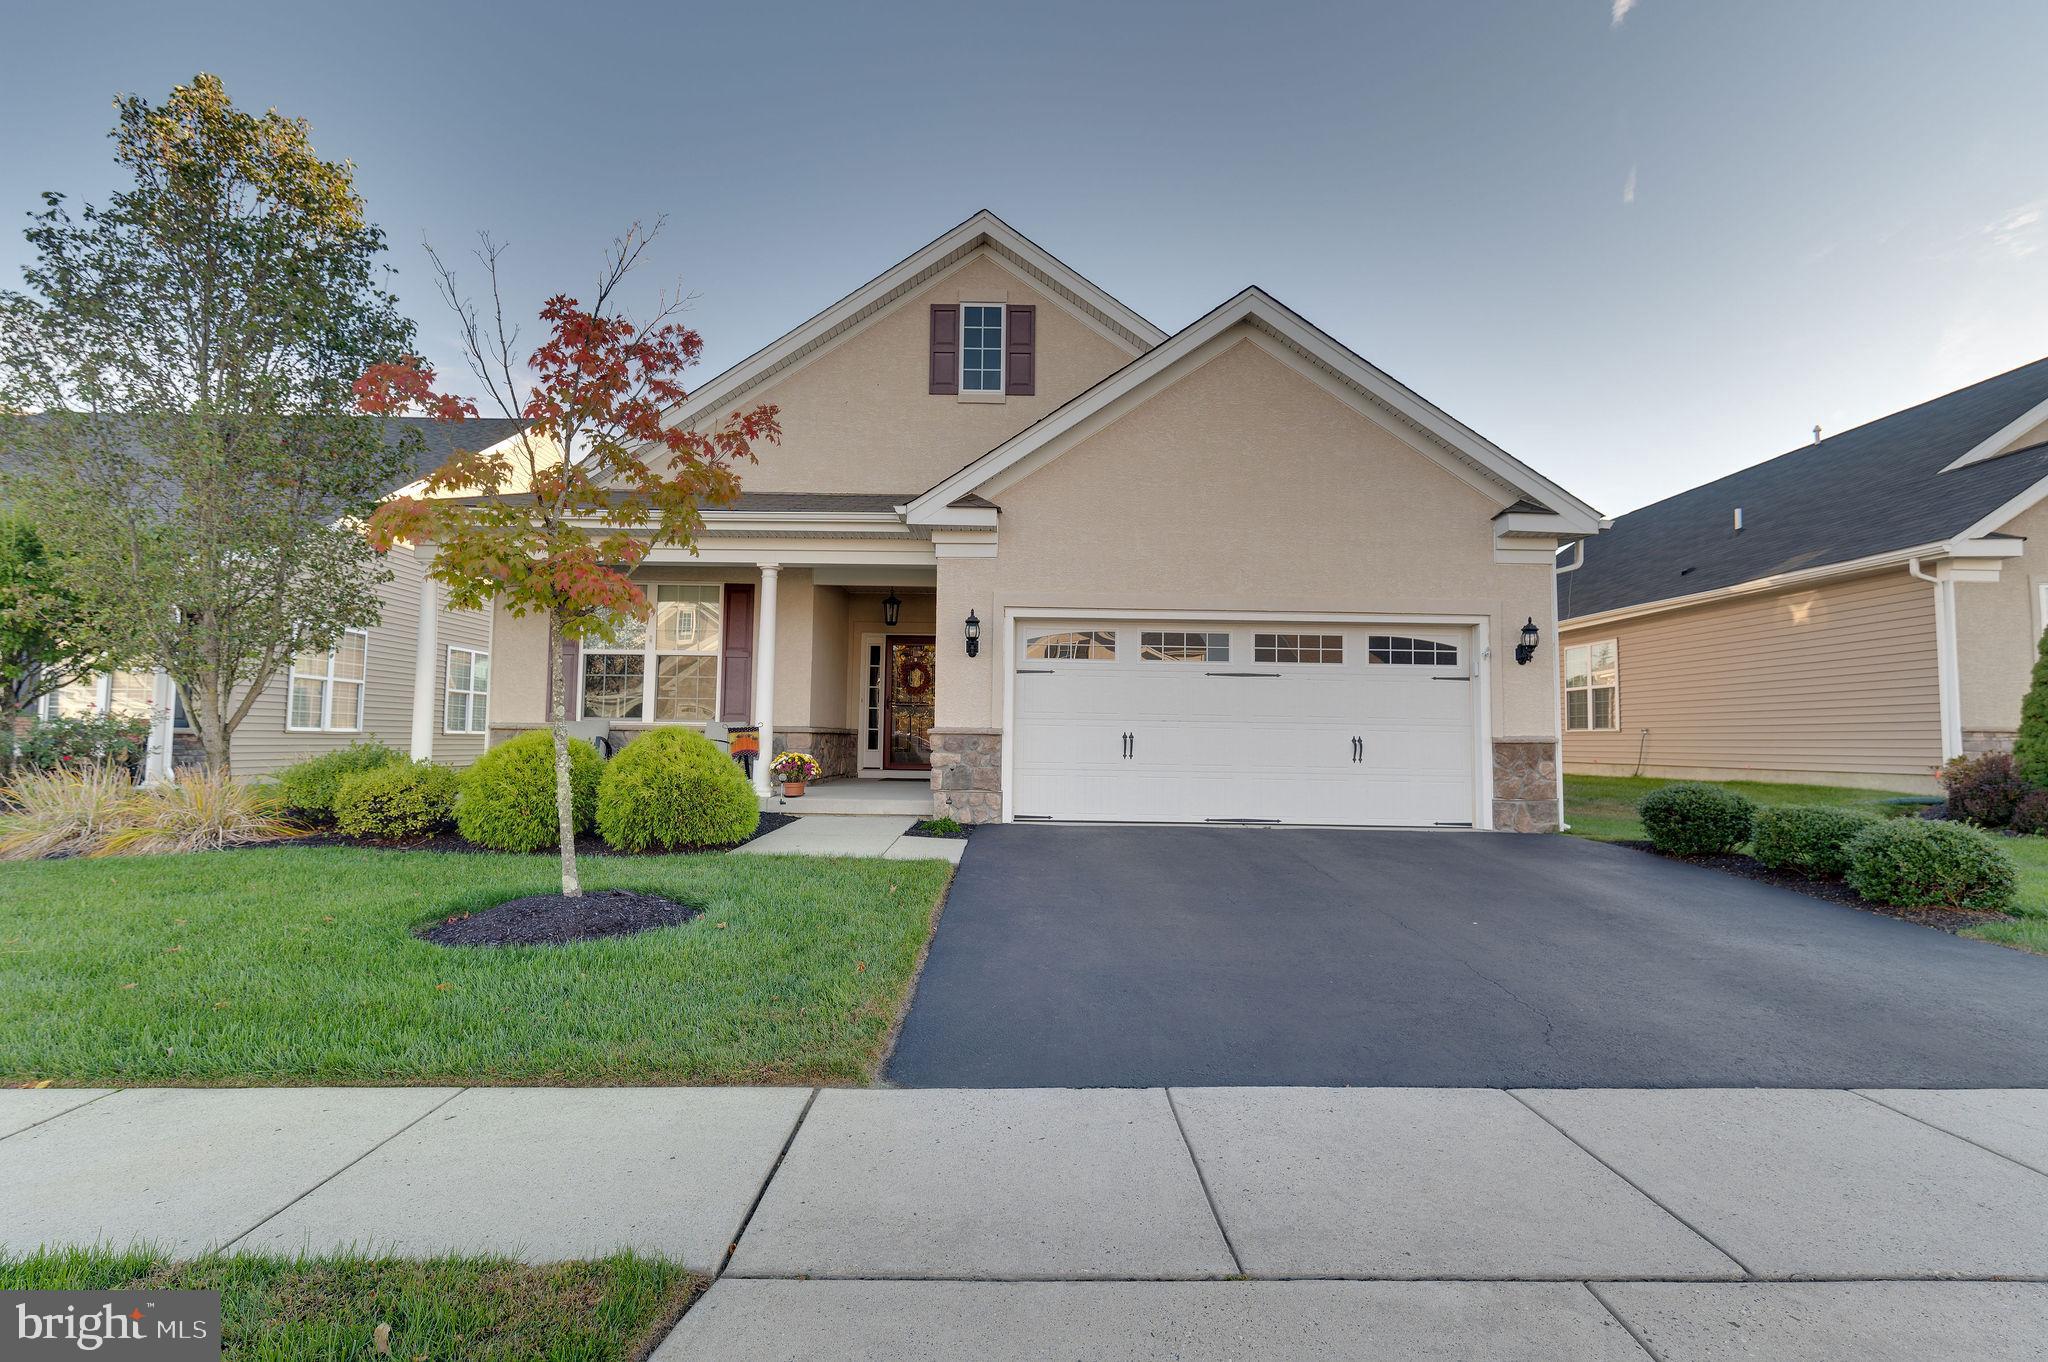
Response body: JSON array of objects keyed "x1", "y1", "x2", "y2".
[
  {"x1": 1612, "y1": 0, "x2": 1637, "y2": 28},
  {"x1": 1622, "y1": 166, "x2": 1637, "y2": 204},
  {"x1": 1985, "y1": 202, "x2": 2044, "y2": 260}
]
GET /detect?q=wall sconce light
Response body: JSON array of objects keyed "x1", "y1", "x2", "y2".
[
  {"x1": 883, "y1": 591, "x2": 902, "y2": 627},
  {"x1": 964, "y1": 610, "x2": 982, "y2": 658},
  {"x1": 1514, "y1": 616, "x2": 1540, "y2": 666}
]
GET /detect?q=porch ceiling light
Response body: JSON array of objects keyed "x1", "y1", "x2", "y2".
[
  {"x1": 883, "y1": 591, "x2": 902, "y2": 627},
  {"x1": 965, "y1": 609, "x2": 981, "y2": 658},
  {"x1": 1514, "y1": 616, "x2": 1540, "y2": 666}
]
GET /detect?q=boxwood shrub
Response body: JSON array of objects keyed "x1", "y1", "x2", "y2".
[
  {"x1": 596, "y1": 727, "x2": 759, "y2": 851},
  {"x1": 1844, "y1": 819, "x2": 2017, "y2": 912},
  {"x1": 455, "y1": 729, "x2": 604, "y2": 852},
  {"x1": 1749, "y1": 805, "x2": 1879, "y2": 879},
  {"x1": 1637, "y1": 782, "x2": 1755, "y2": 857},
  {"x1": 278, "y1": 742, "x2": 406, "y2": 821},
  {"x1": 334, "y1": 760, "x2": 461, "y2": 841}
]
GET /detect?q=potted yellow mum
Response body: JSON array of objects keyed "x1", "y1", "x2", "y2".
[{"x1": 769, "y1": 750, "x2": 821, "y2": 797}]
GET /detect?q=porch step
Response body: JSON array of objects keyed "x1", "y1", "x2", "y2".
[{"x1": 762, "y1": 780, "x2": 933, "y2": 817}]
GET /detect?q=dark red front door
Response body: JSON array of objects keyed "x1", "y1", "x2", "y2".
[{"x1": 883, "y1": 637, "x2": 936, "y2": 770}]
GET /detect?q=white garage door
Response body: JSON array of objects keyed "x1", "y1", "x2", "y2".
[{"x1": 1011, "y1": 620, "x2": 1478, "y2": 826}]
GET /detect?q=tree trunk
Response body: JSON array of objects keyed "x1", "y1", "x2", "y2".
[
  {"x1": 195, "y1": 682, "x2": 232, "y2": 779},
  {"x1": 548, "y1": 612, "x2": 582, "y2": 898}
]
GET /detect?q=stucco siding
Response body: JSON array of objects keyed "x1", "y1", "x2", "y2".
[
  {"x1": 1956, "y1": 495, "x2": 2048, "y2": 739},
  {"x1": 1559, "y1": 568, "x2": 1942, "y2": 791}
]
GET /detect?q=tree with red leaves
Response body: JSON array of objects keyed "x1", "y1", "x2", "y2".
[{"x1": 356, "y1": 221, "x2": 778, "y2": 897}]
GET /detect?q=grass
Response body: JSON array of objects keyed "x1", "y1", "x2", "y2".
[
  {"x1": 1562, "y1": 774, "x2": 2048, "y2": 954},
  {"x1": 0, "y1": 846, "x2": 952, "y2": 1086},
  {"x1": 0, "y1": 1247, "x2": 700, "y2": 1361}
]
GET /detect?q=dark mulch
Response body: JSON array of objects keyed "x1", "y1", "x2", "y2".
[
  {"x1": 417, "y1": 888, "x2": 701, "y2": 947},
  {"x1": 1618, "y1": 840, "x2": 2010, "y2": 933},
  {"x1": 257, "y1": 811, "x2": 798, "y2": 857},
  {"x1": 903, "y1": 819, "x2": 973, "y2": 840}
]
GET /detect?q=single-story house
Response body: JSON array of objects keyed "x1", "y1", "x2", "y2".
[
  {"x1": 485, "y1": 211, "x2": 1607, "y2": 830},
  {"x1": 1557, "y1": 357, "x2": 2048, "y2": 793}
]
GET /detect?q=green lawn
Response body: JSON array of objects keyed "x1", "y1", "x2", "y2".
[
  {"x1": 0, "y1": 1247, "x2": 699, "y2": 1361},
  {"x1": 0, "y1": 847, "x2": 952, "y2": 1086}
]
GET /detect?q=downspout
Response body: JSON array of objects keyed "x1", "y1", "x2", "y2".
[
  {"x1": 1908, "y1": 558, "x2": 1963, "y2": 764},
  {"x1": 1551, "y1": 540, "x2": 1586, "y2": 830}
]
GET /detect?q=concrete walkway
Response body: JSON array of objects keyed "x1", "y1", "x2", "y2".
[
  {"x1": 6, "y1": 1086, "x2": 2047, "y2": 1359},
  {"x1": 734, "y1": 813, "x2": 965, "y2": 862}
]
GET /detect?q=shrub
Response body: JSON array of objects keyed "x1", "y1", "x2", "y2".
[
  {"x1": 1936, "y1": 752, "x2": 2030, "y2": 829},
  {"x1": 1638, "y1": 782, "x2": 1755, "y2": 856},
  {"x1": 1845, "y1": 819, "x2": 2017, "y2": 912},
  {"x1": 1750, "y1": 805, "x2": 1879, "y2": 878},
  {"x1": 918, "y1": 816, "x2": 966, "y2": 838},
  {"x1": 2013, "y1": 628, "x2": 2048, "y2": 787},
  {"x1": 95, "y1": 769, "x2": 297, "y2": 856},
  {"x1": 334, "y1": 761, "x2": 460, "y2": 841},
  {"x1": 0, "y1": 766, "x2": 137, "y2": 859},
  {"x1": 2013, "y1": 788, "x2": 2048, "y2": 836},
  {"x1": 12, "y1": 713, "x2": 151, "y2": 776},
  {"x1": 456, "y1": 729, "x2": 604, "y2": 852},
  {"x1": 597, "y1": 727, "x2": 759, "y2": 851},
  {"x1": 278, "y1": 741, "x2": 406, "y2": 820}
]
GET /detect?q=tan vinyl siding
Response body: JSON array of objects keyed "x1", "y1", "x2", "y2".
[
  {"x1": 1560, "y1": 568, "x2": 1942, "y2": 792},
  {"x1": 1955, "y1": 495, "x2": 2048, "y2": 740}
]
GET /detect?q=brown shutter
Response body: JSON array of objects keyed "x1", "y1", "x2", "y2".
[
  {"x1": 929, "y1": 304, "x2": 959, "y2": 395},
  {"x1": 549, "y1": 633, "x2": 581, "y2": 720},
  {"x1": 719, "y1": 583, "x2": 755, "y2": 723},
  {"x1": 1006, "y1": 305, "x2": 1036, "y2": 396}
]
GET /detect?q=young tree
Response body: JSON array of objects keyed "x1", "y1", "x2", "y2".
[
  {"x1": 0, "y1": 513, "x2": 101, "y2": 736},
  {"x1": 0, "y1": 75, "x2": 415, "y2": 773},
  {"x1": 355, "y1": 222, "x2": 778, "y2": 898}
]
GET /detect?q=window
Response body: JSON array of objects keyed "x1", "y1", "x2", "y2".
[
  {"x1": 38, "y1": 671, "x2": 160, "y2": 721},
  {"x1": 1564, "y1": 639, "x2": 1620, "y2": 731},
  {"x1": 1367, "y1": 635, "x2": 1459, "y2": 666},
  {"x1": 1255, "y1": 633, "x2": 1343, "y2": 664},
  {"x1": 1024, "y1": 630, "x2": 1116, "y2": 661},
  {"x1": 1141, "y1": 630, "x2": 1229, "y2": 662},
  {"x1": 288, "y1": 631, "x2": 368, "y2": 731},
  {"x1": 580, "y1": 585, "x2": 722, "y2": 724},
  {"x1": 445, "y1": 647, "x2": 490, "y2": 734},
  {"x1": 961, "y1": 304, "x2": 1004, "y2": 392}
]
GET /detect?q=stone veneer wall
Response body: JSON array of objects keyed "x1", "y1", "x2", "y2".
[
  {"x1": 773, "y1": 727, "x2": 857, "y2": 781},
  {"x1": 929, "y1": 727, "x2": 1002, "y2": 823},
  {"x1": 1491, "y1": 739, "x2": 1560, "y2": 833},
  {"x1": 1964, "y1": 729, "x2": 2016, "y2": 758}
]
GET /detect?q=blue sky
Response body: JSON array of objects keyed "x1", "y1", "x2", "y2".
[{"x1": 3, "y1": 0, "x2": 2044, "y2": 516}]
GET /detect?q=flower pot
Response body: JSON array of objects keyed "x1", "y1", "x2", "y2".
[{"x1": 782, "y1": 780, "x2": 806, "y2": 797}]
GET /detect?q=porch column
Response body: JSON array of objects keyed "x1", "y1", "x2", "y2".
[
  {"x1": 752, "y1": 563, "x2": 780, "y2": 796},
  {"x1": 143, "y1": 668, "x2": 176, "y2": 785},
  {"x1": 410, "y1": 572, "x2": 439, "y2": 761}
]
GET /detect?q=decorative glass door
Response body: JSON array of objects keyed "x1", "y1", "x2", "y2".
[{"x1": 884, "y1": 637, "x2": 936, "y2": 770}]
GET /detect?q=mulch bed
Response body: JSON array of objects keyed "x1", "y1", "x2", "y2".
[
  {"x1": 417, "y1": 888, "x2": 701, "y2": 947},
  {"x1": 902, "y1": 820, "x2": 973, "y2": 840},
  {"x1": 1617, "y1": 840, "x2": 2010, "y2": 933},
  {"x1": 259, "y1": 811, "x2": 798, "y2": 857}
]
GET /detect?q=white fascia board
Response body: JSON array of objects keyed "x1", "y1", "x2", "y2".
[
  {"x1": 905, "y1": 287, "x2": 1606, "y2": 532},
  {"x1": 1941, "y1": 395, "x2": 2048, "y2": 472},
  {"x1": 1957, "y1": 469, "x2": 2048, "y2": 541},
  {"x1": 1494, "y1": 512, "x2": 1595, "y2": 540}
]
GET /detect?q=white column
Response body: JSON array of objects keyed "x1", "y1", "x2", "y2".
[
  {"x1": 143, "y1": 668, "x2": 176, "y2": 785},
  {"x1": 1934, "y1": 575, "x2": 1963, "y2": 763},
  {"x1": 752, "y1": 563, "x2": 780, "y2": 795},
  {"x1": 410, "y1": 572, "x2": 439, "y2": 761}
]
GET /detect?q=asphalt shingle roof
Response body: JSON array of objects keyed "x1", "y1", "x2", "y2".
[{"x1": 1559, "y1": 357, "x2": 2048, "y2": 620}]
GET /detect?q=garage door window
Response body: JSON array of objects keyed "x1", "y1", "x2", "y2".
[
  {"x1": 1141, "y1": 631, "x2": 1229, "y2": 662},
  {"x1": 1564, "y1": 639, "x2": 1619, "y2": 730},
  {"x1": 1254, "y1": 633, "x2": 1343, "y2": 664},
  {"x1": 1025, "y1": 630, "x2": 1116, "y2": 661},
  {"x1": 1367, "y1": 635, "x2": 1458, "y2": 666}
]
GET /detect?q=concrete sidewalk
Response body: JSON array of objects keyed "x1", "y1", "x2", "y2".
[
  {"x1": 732, "y1": 813, "x2": 966, "y2": 862},
  {"x1": 5, "y1": 1086, "x2": 2047, "y2": 1359}
]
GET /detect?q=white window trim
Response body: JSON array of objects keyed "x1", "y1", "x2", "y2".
[
  {"x1": 444, "y1": 645, "x2": 490, "y2": 735},
  {"x1": 960, "y1": 302, "x2": 1006, "y2": 395},
  {"x1": 578, "y1": 586, "x2": 724, "y2": 726},
  {"x1": 1564, "y1": 639, "x2": 1620, "y2": 732},
  {"x1": 286, "y1": 629, "x2": 369, "y2": 733}
]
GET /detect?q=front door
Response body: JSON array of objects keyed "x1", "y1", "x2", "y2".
[{"x1": 884, "y1": 636, "x2": 937, "y2": 770}]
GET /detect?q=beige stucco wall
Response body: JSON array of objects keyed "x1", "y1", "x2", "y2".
[
  {"x1": 703, "y1": 250, "x2": 1140, "y2": 495},
  {"x1": 933, "y1": 332, "x2": 1558, "y2": 744},
  {"x1": 1956, "y1": 495, "x2": 2048, "y2": 737},
  {"x1": 1559, "y1": 567, "x2": 1943, "y2": 792}
]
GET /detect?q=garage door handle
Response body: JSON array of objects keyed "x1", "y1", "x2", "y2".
[
  {"x1": 1121, "y1": 731, "x2": 1132, "y2": 759},
  {"x1": 1351, "y1": 736, "x2": 1362, "y2": 763}
]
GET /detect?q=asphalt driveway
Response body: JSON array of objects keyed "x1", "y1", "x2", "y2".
[{"x1": 885, "y1": 825, "x2": 2048, "y2": 1088}]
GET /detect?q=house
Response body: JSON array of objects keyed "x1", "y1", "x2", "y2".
[
  {"x1": 485, "y1": 212, "x2": 1606, "y2": 829},
  {"x1": 1557, "y1": 358, "x2": 2048, "y2": 793},
  {"x1": 26, "y1": 417, "x2": 546, "y2": 779}
]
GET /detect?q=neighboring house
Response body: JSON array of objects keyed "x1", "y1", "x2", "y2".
[
  {"x1": 486, "y1": 211, "x2": 1606, "y2": 829},
  {"x1": 1557, "y1": 358, "x2": 2048, "y2": 794},
  {"x1": 25, "y1": 417, "x2": 548, "y2": 779}
]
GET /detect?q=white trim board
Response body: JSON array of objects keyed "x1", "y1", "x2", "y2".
[{"x1": 1942, "y1": 395, "x2": 2048, "y2": 472}]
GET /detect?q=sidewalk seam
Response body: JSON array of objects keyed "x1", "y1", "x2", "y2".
[
  {"x1": 1505, "y1": 1090, "x2": 1756, "y2": 1279},
  {"x1": 1164, "y1": 1088, "x2": 1246, "y2": 1277},
  {"x1": 0, "y1": 1087, "x2": 124, "y2": 1144},
  {"x1": 1582, "y1": 1281, "x2": 1666, "y2": 1362},
  {"x1": 1849, "y1": 1090, "x2": 2048, "y2": 1180},
  {"x1": 219, "y1": 1086, "x2": 469, "y2": 1252},
  {"x1": 717, "y1": 1087, "x2": 819, "y2": 1279}
]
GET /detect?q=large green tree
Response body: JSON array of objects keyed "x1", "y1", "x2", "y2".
[
  {"x1": 0, "y1": 513, "x2": 100, "y2": 736},
  {"x1": 0, "y1": 75, "x2": 415, "y2": 773}
]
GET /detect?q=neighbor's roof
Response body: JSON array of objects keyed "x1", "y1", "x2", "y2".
[{"x1": 1558, "y1": 357, "x2": 2048, "y2": 621}]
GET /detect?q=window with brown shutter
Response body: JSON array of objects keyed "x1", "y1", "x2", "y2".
[
  {"x1": 1006, "y1": 304, "x2": 1035, "y2": 396},
  {"x1": 928, "y1": 304, "x2": 959, "y2": 395}
]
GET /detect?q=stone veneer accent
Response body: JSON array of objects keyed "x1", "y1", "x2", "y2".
[
  {"x1": 1965, "y1": 729, "x2": 2016, "y2": 758},
  {"x1": 1491, "y1": 739, "x2": 1560, "y2": 833},
  {"x1": 773, "y1": 727, "x2": 857, "y2": 781},
  {"x1": 929, "y1": 727, "x2": 1002, "y2": 823}
]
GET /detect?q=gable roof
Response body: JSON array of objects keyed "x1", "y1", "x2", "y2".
[
  {"x1": 654, "y1": 210, "x2": 1165, "y2": 437},
  {"x1": 903, "y1": 286, "x2": 1607, "y2": 532},
  {"x1": 1558, "y1": 356, "x2": 2048, "y2": 622}
]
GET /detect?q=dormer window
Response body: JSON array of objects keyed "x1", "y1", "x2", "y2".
[{"x1": 961, "y1": 304, "x2": 1005, "y2": 391}]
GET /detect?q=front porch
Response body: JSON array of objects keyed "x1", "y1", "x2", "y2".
[{"x1": 762, "y1": 777, "x2": 933, "y2": 817}]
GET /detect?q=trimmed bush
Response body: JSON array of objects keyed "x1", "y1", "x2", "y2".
[
  {"x1": 2013, "y1": 788, "x2": 2048, "y2": 836},
  {"x1": 278, "y1": 742, "x2": 406, "y2": 820},
  {"x1": 1637, "y1": 782, "x2": 1755, "y2": 857},
  {"x1": 1936, "y1": 752, "x2": 2029, "y2": 829},
  {"x1": 454, "y1": 729, "x2": 604, "y2": 852},
  {"x1": 596, "y1": 728, "x2": 759, "y2": 851},
  {"x1": 1845, "y1": 819, "x2": 2017, "y2": 912},
  {"x1": 2013, "y1": 628, "x2": 2048, "y2": 787},
  {"x1": 1750, "y1": 805, "x2": 1879, "y2": 878},
  {"x1": 334, "y1": 761, "x2": 460, "y2": 841}
]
